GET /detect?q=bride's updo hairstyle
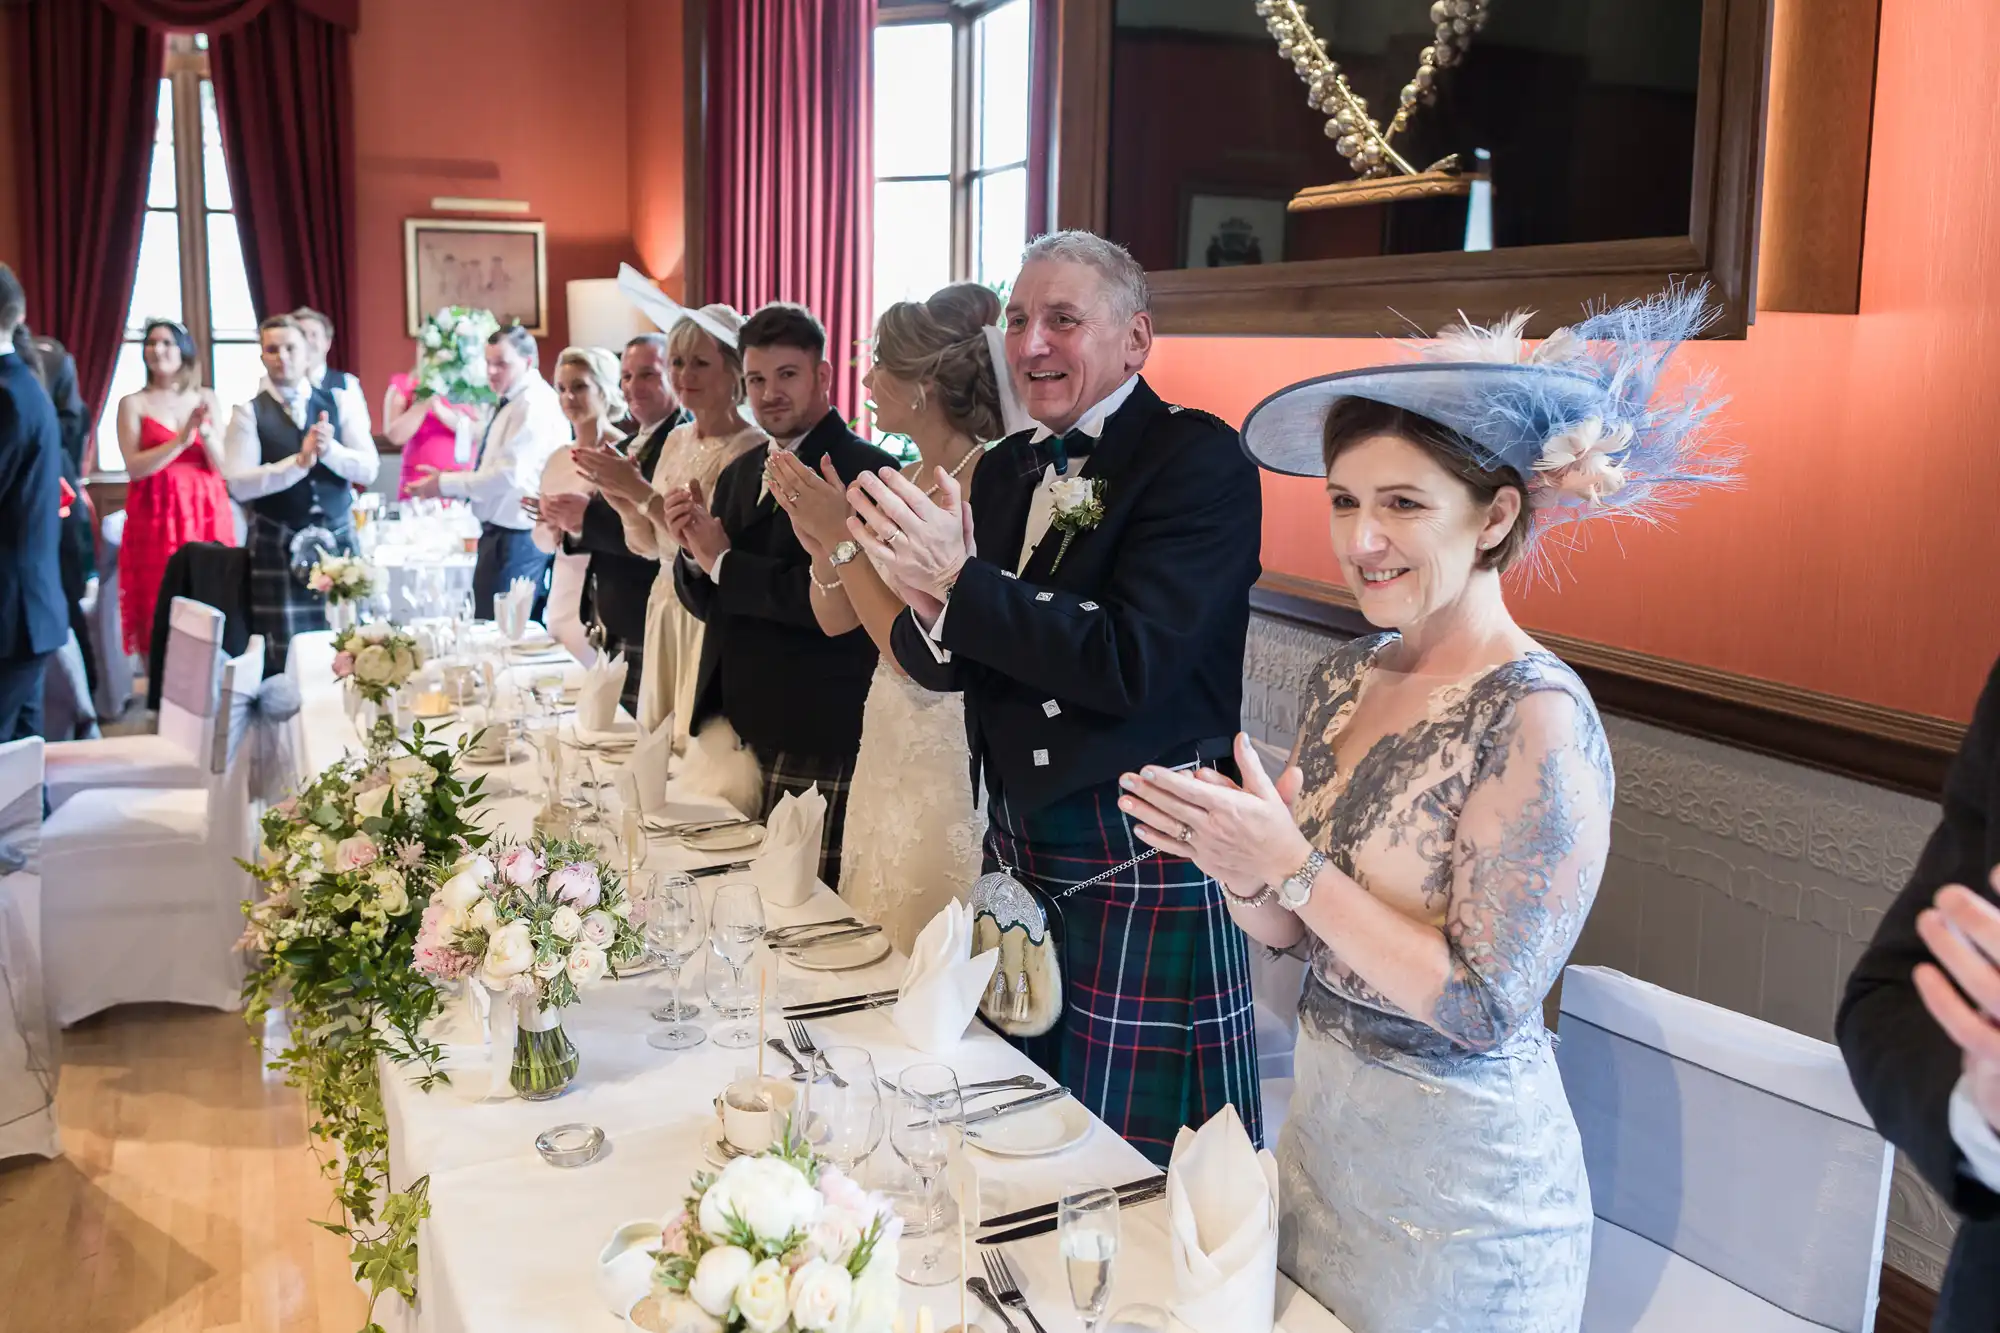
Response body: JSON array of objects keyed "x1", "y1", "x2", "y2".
[{"x1": 872, "y1": 282, "x2": 1006, "y2": 441}]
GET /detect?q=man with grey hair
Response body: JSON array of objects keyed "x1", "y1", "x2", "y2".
[{"x1": 853, "y1": 230, "x2": 1265, "y2": 1161}]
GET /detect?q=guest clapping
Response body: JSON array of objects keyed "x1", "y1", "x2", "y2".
[{"x1": 530, "y1": 346, "x2": 625, "y2": 665}]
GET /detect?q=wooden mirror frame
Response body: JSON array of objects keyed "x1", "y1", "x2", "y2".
[{"x1": 1053, "y1": 0, "x2": 1773, "y2": 338}]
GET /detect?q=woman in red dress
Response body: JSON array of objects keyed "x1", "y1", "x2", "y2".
[{"x1": 114, "y1": 319, "x2": 235, "y2": 657}]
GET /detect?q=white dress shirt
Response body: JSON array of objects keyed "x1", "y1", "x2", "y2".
[
  {"x1": 917, "y1": 373, "x2": 1140, "y2": 663},
  {"x1": 222, "y1": 380, "x2": 379, "y2": 500},
  {"x1": 257, "y1": 364, "x2": 373, "y2": 439},
  {"x1": 439, "y1": 370, "x2": 567, "y2": 529},
  {"x1": 1950, "y1": 1076, "x2": 2000, "y2": 1190}
]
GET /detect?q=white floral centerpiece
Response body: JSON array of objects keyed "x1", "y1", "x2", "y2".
[
  {"x1": 634, "y1": 1127, "x2": 903, "y2": 1333},
  {"x1": 412, "y1": 835, "x2": 647, "y2": 1098},
  {"x1": 331, "y1": 621, "x2": 423, "y2": 752},
  {"x1": 414, "y1": 305, "x2": 501, "y2": 407},
  {"x1": 308, "y1": 552, "x2": 379, "y2": 605}
]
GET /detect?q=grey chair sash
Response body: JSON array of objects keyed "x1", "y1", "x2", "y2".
[
  {"x1": 215, "y1": 674, "x2": 305, "y2": 804},
  {"x1": 160, "y1": 626, "x2": 222, "y2": 717},
  {"x1": 0, "y1": 786, "x2": 56, "y2": 1131}
]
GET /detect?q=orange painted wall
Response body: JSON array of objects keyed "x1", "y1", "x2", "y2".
[
  {"x1": 1143, "y1": 0, "x2": 2000, "y2": 724},
  {"x1": 350, "y1": 0, "x2": 644, "y2": 397}
]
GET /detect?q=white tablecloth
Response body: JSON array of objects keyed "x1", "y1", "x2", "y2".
[{"x1": 287, "y1": 631, "x2": 1348, "y2": 1333}]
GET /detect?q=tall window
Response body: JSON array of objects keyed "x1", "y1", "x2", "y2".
[
  {"x1": 94, "y1": 33, "x2": 258, "y2": 473},
  {"x1": 872, "y1": 0, "x2": 1032, "y2": 324}
]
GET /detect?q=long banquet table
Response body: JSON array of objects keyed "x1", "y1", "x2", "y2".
[{"x1": 288, "y1": 630, "x2": 1349, "y2": 1333}]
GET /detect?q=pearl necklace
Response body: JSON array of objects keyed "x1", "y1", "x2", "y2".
[{"x1": 919, "y1": 443, "x2": 981, "y2": 499}]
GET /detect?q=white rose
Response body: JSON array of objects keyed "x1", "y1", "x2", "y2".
[
  {"x1": 354, "y1": 785, "x2": 392, "y2": 820},
  {"x1": 468, "y1": 897, "x2": 499, "y2": 934},
  {"x1": 699, "y1": 1156, "x2": 822, "y2": 1246},
  {"x1": 359, "y1": 622, "x2": 392, "y2": 644},
  {"x1": 422, "y1": 326, "x2": 442, "y2": 349},
  {"x1": 687, "y1": 1245, "x2": 753, "y2": 1318},
  {"x1": 437, "y1": 872, "x2": 482, "y2": 925},
  {"x1": 452, "y1": 852, "x2": 496, "y2": 884},
  {"x1": 807, "y1": 1206, "x2": 864, "y2": 1267},
  {"x1": 371, "y1": 868, "x2": 409, "y2": 916},
  {"x1": 639, "y1": 1294, "x2": 723, "y2": 1333},
  {"x1": 391, "y1": 645, "x2": 419, "y2": 678},
  {"x1": 787, "y1": 1257, "x2": 853, "y2": 1331},
  {"x1": 579, "y1": 909, "x2": 616, "y2": 948},
  {"x1": 549, "y1": 905, "x2": 583, "y2": 940},
  {"x1": 565, "y1": 944, "x2": 606, "y2": 988},
  {"x1": 735, "y1": 1258, "x2": 790, "y2": 1333},
  {"x1": 609, "y1": 898, "x2": 631, "y2": 920},
  {"x1": 386, "y1": 755, "x2": 433, "y2": 785},
  {"x1": 844, "y1": 1259, "x2": 899, "y2": 1333},
  {"x1": 533, "y1": 951, "x2": 565, "y2": 980},
  {"x1": 353, "y1": 645, "x2": 395, "y2": 685},
  {"x1": 479, "y1": 920, "x2": 534, "y2": 985},
  {"x1": 1049, "y1": 476, "x2": 1095, "y2": 512}
]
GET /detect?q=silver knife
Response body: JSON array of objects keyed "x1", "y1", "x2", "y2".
[
  {"x1": 770, "y1": 924, "x2": 882, "y2": 951},
  {"x1": 962, "y1": 1086, "x2": 1070, "y2": 1127},
  {"x1": 767, "y1": 917, "x2": 861, "y2": 941}
]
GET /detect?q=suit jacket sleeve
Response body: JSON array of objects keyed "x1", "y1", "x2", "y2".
[
  {"x1": 935, "y1": 427, "x2": 1261, "y2": 718},
  {"x1": 568, "y1": 494, "x2": 633, "y2": 559},
  {"x1": 890, "y1": 605, "x2": 962, "y2": 692},
  {"x1": 709, "y1": 439, "x2": 894, "y2": 631},
  {"x1": 1838, "y1": 653, "x2": 2000, "y2": 1220}
]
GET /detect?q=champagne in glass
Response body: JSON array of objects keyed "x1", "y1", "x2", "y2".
[
  {"x1": 639, "y1": 871, "x2": 705, "y2": 1049},
  {"x1": 1060, "y1": 1184, "x2": 1122, "y2": 1331},
  {"x1": 708, "y1": 882, "x2": 765, "y2": 1049}
]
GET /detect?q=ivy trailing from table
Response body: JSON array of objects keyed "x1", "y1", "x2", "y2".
[{"x1": 240, "y1": 725, "x2": 488, "y2": 1333}]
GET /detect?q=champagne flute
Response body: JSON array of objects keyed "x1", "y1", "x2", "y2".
[
  {"x1": 1060, "y1": 1184, "x2": 1122, "y2": 1331},
  {"x1": 891, "y1": 1062, "x2": 962, "y2": 1285},
  {"x1": 639, "y1": 871, "x2": 705, "y2": 1050},
  {"x1": 799, "y1": 1046, "x2": 882, "y2": 1174},
  {"x1": 708, "y1": 882, "x2": 765, "y2": 1049}
]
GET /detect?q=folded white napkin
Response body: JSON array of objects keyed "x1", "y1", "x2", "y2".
[
  {"x1": 497, "y1": 579, "x2": 534, "y2": 639},
  {"x1": 755, "y1": 785, "x2": 825, "y2": 907},
  {"x1": 625, "y1": 717, "x2": 674, "y2": 814},
  {"x1": 1168, "y1": 1103, "x2": 1280, "y2": 1333},
  {"x1": 892, "y1": 900, "x2": 999, "y2": 1055},
  {"x1": 576, "y1": 652, "x2": 627, "y2": 733}
]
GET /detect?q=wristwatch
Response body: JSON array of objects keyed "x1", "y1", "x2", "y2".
[
  {"x1": 829, "y1": 539, "x2": 861, "y2": 567},
  {"x1": 1277, "y1": 850, "x2": 1328, "y2": 912}
]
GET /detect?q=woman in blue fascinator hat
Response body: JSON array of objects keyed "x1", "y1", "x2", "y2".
[{"x1": 1115, "y1": 286, "x2": 1732, "y2": 1331}]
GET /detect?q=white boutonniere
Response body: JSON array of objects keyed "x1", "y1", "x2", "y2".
[{"x1": 1046, "y1": 476, "x2": 1105, "y2": 573}]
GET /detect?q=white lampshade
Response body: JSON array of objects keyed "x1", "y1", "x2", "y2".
[{"x1": 565, "y1": 278, "x2": 654, "y2": 352}]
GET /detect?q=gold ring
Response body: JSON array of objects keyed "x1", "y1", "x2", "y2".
[
  {"x1": 885, "y1": 529, "x2": 903, "y2": 545},
  {"x1": 1177, "y1": 823, "x2": 1194, "y2": 844}
]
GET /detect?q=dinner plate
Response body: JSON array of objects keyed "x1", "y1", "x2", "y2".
[
  {"x1": 965, "y1": 1096, "x2": 1093, "y2": 1158},
  {"x1": 509, "y1": 632, "x2": 558, "y2": 652},
  {"x1": 681, "y1": 824, "x2": 765, "y2": 853},
  {"x1": 574, "y1": 720, "x2": 639, "y2": 749},
  {"x1": 783, "y1": 933, "x2": 893, "y2": 972},
  {"x1": 611, "y1": 954, "x2": 666, "y2": 979}
]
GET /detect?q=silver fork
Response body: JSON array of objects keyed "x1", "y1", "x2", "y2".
[
  {"x1": 984, "y1": 1249, "x2": 1048, "y2": 1333},
  {"x1": 784, "y1": 1019, "x2": 846, "y2": 1087}
]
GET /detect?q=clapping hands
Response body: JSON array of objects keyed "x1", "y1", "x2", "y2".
[
  {"x1": 845, "y1": 465, "x2": 975, "y2": 618},
  {"x1": 768, "y1": 452, "x2": 853, "y2": 553},
  {"x1": 298, "y1": 411, "x2": 332, "y2": 468},
  {"x1": 537, "y1": 492, "x2": 589, "y2": 535},
  {"x1": 664, "y1": 478, "x2": 730, "y2": 571},
  {"x1": 1915, "y1": 867, "x2": 2000, "y2": 1131},
  {"x1": 572, "y1": 442, "x2": 651, "y2": 507}
]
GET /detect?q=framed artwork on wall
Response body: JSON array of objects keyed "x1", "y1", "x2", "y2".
[
  {"x1": 1180, "y1": 189, "x2": 1290, "y2": 269},
  {"x1": 403, "y1": 218, "x2": 548, "y2": 336}
]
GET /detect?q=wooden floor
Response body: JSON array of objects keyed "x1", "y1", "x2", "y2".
[{"x1": 0, "y1": 1004, "x2": 367, "y2": 1333}]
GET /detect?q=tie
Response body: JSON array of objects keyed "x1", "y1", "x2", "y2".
[
  {"x1": 476, "y1": 398, "x2": 510, "y2": 468},
  {"x1": 1035, "y1": 428, "x2": 1093, "y2": 476}
]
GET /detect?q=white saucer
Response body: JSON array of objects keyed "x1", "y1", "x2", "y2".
[
  {"x1": 682, "y1": 824, "x2": 765, "y2": 853},
  {"x1": 783, "y1": 933, "x2": 893, "y2": 972},
  {"x1": 701, "y1": 1122, "x2": 750, "y2": 1168},
  {"x1": 965, "y1": 1097, "x2": 1092, "y2": 1157},
  {"x1": 611, "y1": 954, "x2": 666, "y2": 979}
]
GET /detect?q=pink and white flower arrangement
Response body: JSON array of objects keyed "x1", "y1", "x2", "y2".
[
  {"x1": 633, "y1": 1133, "x2": 901, "y2": 1333},
  {"x1": 307, "y1": 552, "x2": 378, "y2": 604},
  {"x1": 330, "y1": 621, "x2": 423, "y2": 706},
  {"x1": 413, "y1": 834, "x2": 645, "y2": 1012}
]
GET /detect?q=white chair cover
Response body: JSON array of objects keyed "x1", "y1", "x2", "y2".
[
  {"x1": 41, "y1": 639, "x2": 265, "y2": 1025},
  {"x1": 0, "y1": 738, "x2": 60, "y2": 1161},
  {"x1": 1556, "y1": 965, "x2": 1893, "y2": 1333},
  {"x1": 45, "y1": 596, "x2": 226, "y2": 809}
]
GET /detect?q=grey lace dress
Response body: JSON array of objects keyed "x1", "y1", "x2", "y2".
[{"x1": 1276, "y1": 633, "x2": 1612, "y2": 1333}]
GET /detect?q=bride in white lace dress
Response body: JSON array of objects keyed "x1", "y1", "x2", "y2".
[{"x1": 769, "y1": 284, "x2": 1008, "y2": 950}]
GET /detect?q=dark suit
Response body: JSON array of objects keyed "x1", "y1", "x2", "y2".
[
  {"x1": 675, "y1": 409, "x2": 897, "y2": 885},
  {"x1": 566, "y1": 414, "x2": 681, "y2": 709},
  {"x1": 1840, "y1": 653, "x2": 2000, "y2": 1331},
  {"x1": 12, "y1": 330, "x2": 97, "y2": 693},
  {"x1": 0, "y1": 349, "x2": 70, "y2": 739},
  {"x1": 887, "y1": 375, "x2": 1266, "y2": 1161}
]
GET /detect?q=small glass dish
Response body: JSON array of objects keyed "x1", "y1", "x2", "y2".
[{"x1": 535, "y1": 1122, "x2": 607, "y2": 1168}]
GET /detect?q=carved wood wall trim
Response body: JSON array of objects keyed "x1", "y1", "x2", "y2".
[{"x1": 1249, "y1": 571, "x2": 1964, "y2": 800}]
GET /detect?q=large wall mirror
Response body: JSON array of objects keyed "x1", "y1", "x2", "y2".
[{"x1": 1055, "y1": 0, "x2": 1771, "y2": 336}]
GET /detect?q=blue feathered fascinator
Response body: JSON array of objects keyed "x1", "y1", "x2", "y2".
[{"x1": 1239, "y1": 283, "x2": 1734, "y2": 541}]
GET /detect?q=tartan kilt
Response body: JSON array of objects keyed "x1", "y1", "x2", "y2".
[
  {"x1": 246, "y1": 513, "x2": 350, "y2": 677},
  {"x1": 986, "y1": 778, "x2": 1262, "y2": 1165},
  {"x1": 755, "y1": 748, "x2": 855, "y2": 891}
]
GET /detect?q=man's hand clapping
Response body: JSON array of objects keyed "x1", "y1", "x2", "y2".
[
  {"x1": 846, "y1": 465, "x2": 973, "y2": 606},
  {"x1": 1915, "y1": 866, "x2": 2000, "y2": 1132},
  {"x1": 298, "y1": 410, "x2": 332, "y2": 468}
]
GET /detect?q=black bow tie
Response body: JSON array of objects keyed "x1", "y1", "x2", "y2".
[{"x1": 1035, "y1": 428, "x2": 1094, "y2": 476}]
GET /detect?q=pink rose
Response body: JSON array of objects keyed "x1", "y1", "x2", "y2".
[
  {"x1": 497, "y1": 845, "x2": 543, "y2": 887},
  {"x1": 309, "y1": 571, "x2": 332, "y2": 593},
  {"x1": 816, "y1": 1165, "x2": 868, "y2": 1217},
  {"x1": 660, "y1": 1211, "x2": 691, "y2": 1259},
  {"x1": 334, "y1": 835, "x2": 378, "y2": 871},
  {"x1": 548, "y1": 862, "x2": 601, "y2": 909},
  {"x1": 331, "y1": 650, "x2": 355, "y2": 677}
]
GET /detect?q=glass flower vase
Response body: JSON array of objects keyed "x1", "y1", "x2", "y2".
[
  {"x1": 326, "y1": 598, "x2": 359, "y2": 633},
  {"x1": 511, "y1": 995, "x2": 579, "y2": 1100}
]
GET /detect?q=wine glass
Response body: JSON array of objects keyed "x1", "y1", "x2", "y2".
[
  {"x1": 1060, "y1": 1183, "x2": 1122, "y2": 1331},
  {"x1": 890, "y1": 1062, "x2": 962, "y2": 1285},
  {"x1": 798, "y1": 1046, "x2": 882, "y2": 1174},
  {"x1": 707, "y1": 882, "x2": 765, "y2": 1049},
  {"x1": 638, "y1": 871, "x2": 705, "y2": 1050}
]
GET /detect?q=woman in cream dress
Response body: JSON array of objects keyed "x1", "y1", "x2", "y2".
[
  {"x1": 594, "y1": 307, "x2": 765, "y2": 743},
  {"x1": 530, "y1": 345, "x2": 624, "y2": 664}
]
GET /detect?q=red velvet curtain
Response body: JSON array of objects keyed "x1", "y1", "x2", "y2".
[
  {"x1": 704, "y1": 0, "x2": 876, "y2": 419},
  {"x1": 101, "y1": 0, "x2": 357, "y2": 33},
  {"x1": 1026, "y1": 0, "x2": 1056, "y2": 237},
  {"x1": 9, "y1": 2, "x2": 164, "y2": 424},
  {"x1": 210, "y1": 2, "x2": 359, "y2": 373}
]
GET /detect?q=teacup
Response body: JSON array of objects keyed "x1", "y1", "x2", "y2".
[
  {"x1": 596, "y1": 1219, "x2": 663, "y2": 1316},
  {"x1": 713, "y1": 1075, "x2": 798, "y2": 1155}
]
